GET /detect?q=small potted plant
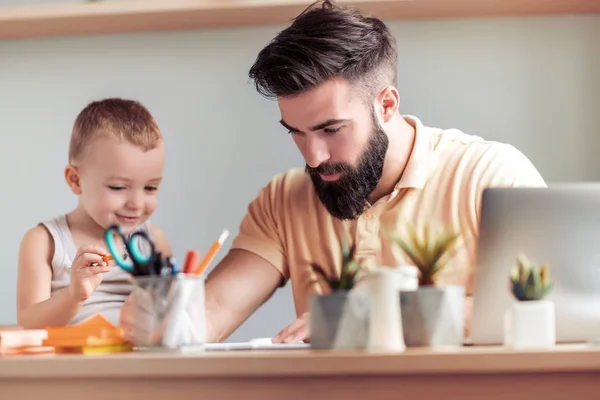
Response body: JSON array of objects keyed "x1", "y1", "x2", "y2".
[
  {"x1": 389, "y1": 221, "x2": 464, "y2": 347},
  {"x1": 308, "y1": 237, "x2": 369, "y2": 350},
  {"x1": 504, "y1": 254, "x2": 555, "y2": 349}
]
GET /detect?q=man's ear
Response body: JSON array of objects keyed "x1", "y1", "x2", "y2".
[
  {"x1": 376, "y1": 85, "x2": 400, "y2": 124},
  {"x1": 64, "y1": 164, "x2": 82, "y2": 195}
]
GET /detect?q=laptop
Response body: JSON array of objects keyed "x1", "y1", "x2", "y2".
[{"x1": 470, "y1": 184, "x2": 600, "y2": 345}]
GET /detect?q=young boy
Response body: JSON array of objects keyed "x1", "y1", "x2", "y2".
[{"x1": 16, "y1": 98, "x2": 172, "y2": 329}]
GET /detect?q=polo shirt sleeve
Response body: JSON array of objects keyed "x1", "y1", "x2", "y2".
[
  {"x1": 230, "y1": 178, "x2": 289, "y2": 281},
  {"x1": 464, "y1": 143, "x2": 547, "y2": 294},
  {"x1": 469, "y1": 143, "x2": 547, "y2": 226}
]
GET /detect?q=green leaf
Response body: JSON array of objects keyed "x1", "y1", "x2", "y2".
[
  {"x1": 388, "y1": 222, "x2": 459, "y2": 286},
  {"x1": 307, "y1": 232, "x2": 366, "y2": 292},
  {"x1": 524, "y1": 265, "x2": 540, "y2": 300},
  {"x1": 392, "y1": 234, "x2": 423, "y2": 269},
  {"x1": 329, "y1": 279, "x2": 342, "y2": 291},
  {"x1": 310, "y1": 263, "x2": 333, "y2": 291},
  {"x1": 511, "y1": 280, "x2": 527, "y2": 301},
  {"x1": 541, "y1": 281, "x2": 554, "y2": 298},
  {"x1": 341, "y1": 235, "x2": 351, "y2": 260},
  {"x1": 540, "y1": 264, "x2": 549, "y2": 286},
  {"x1": 510, "y1": 255, "x2": 554, "y2": 301}
]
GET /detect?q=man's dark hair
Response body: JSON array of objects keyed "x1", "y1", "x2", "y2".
[{"x1": 248, "y1": 0, "x2": 397, "y2": 101}]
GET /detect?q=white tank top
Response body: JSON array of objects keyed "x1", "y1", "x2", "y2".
[{"x1": 41, "y1": 215, "x2": 151, "y2": 327}]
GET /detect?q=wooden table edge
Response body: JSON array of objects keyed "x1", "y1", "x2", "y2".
[{"x1": 1, "y1": 344, "x2": 600, "y2": 379}]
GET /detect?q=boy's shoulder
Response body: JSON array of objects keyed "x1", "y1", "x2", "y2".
[
  {"x1": 147, "y1": 222, "x2": 166, "y2": 241},
  {"x1": 145, "y1": 222, "x2": 172, "y2": 258},
  {"x1": 20, "y1": 214, "x2": 74, "y2": 269},
  {"x1": 19, "y1": 224, "x2": 55, "y2": 265},
  {"x1": 21, "y1": 223, "x2": 53, "y2": 243}
]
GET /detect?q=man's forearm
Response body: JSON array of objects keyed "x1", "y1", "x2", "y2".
[
  {"x1": 18, "y1": 288, "x2": 84, "y2": 329},
  {"x1": 204, "y1": 297, "x2": 244, "y2": 343}
]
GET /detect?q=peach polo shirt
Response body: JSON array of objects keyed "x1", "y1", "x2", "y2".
[{"x1": 230, "y1": 115, "x2": 547, "y2": 316}]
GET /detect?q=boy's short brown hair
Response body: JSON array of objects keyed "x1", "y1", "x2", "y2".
[{"x1": 68, "y1": 98, "x2": 162, "y2": 162}]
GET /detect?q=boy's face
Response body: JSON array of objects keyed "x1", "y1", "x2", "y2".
[{"x1": 68, "y1": 134, "x2": 165, "y2": 233}]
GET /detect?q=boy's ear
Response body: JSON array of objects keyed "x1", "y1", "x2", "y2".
[{"x1": 64, "y1": 164, "x2": 82, "y2": 195}]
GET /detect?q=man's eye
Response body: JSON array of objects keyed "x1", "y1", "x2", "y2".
[{"x1": 324, "y1": 127, "x2": 342, "y2": 134}]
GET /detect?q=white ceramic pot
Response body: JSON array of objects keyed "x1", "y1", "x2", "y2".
[
  {"x1": 309, "y1": 291, "x2": 370, "y2": 350},
  {"x1": 401, "y1": 285, "x2": 465, "y2": 347},
  {"x1": 504, "y1": 300, "x2": 556, "y2": 349},
  {"x1": 354, "y1": 265, "x2": 418, "y2": 352}
]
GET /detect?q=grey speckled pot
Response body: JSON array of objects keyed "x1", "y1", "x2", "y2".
[
  {"x1": 309, "y1": 291, "x2": 370, "y2": 350},
  {"x1": 400, "y1": 285, "x2": 465, "y2": 347}
]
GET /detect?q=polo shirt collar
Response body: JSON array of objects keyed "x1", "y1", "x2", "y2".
[{"x1": 393, "y1": 115, "x2": 433, "y2": 190}]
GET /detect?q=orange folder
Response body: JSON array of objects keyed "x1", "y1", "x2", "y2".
[{"x1": 44, "y1": 314, "x2": 126, "y2": 348}]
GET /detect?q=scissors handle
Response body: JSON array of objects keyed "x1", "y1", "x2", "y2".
[
  {"x1": 127, "y1": 231, "x2": 156, "y2": 265},
  {"x1": 105, "y1": 225, "x2": 134, "y2": 272},
  {"x1": 105, "y1": 225, "x2": 157, "y2": 274}
]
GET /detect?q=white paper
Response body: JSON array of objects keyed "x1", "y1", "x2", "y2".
[{"x1": 180, "y1": 337, "x2": 309, "y2": 352}]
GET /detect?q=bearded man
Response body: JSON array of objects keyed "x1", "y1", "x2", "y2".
[{"x1": 191, "y1": 1, "x2": 547, "y2": 343}]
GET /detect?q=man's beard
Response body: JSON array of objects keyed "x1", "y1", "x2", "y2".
[{"x1": 305, "y1": 113, "x2": 389, "y2": 220}]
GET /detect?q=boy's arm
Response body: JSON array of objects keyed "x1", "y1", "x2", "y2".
[{"x1": 16, "y1": 226, "x2": 84, "y2": 328}]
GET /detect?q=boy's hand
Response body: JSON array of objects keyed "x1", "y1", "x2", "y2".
[{"x1": 68, "y1": 245, "x2": 112, "y2": 302}]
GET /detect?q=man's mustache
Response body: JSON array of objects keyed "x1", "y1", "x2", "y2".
[{"x1": 305, "y1": 162, "x2": 351, "y2": 176}]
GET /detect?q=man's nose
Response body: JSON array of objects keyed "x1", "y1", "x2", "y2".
[{"x1": 305, "y1": 135, "x2": 330, "y2": 169}]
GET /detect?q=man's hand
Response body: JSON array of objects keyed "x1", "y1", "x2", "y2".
[
  {"x1": 68, "y1": 245, "x2": 112, "y2": 302},
  {"x1": 272, "y1": 312, "x2": 310, "y2": 344}
]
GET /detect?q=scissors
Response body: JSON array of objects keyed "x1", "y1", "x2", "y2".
[{"x1": 105, "y1": 224, "x2": 159, "y2": 276}]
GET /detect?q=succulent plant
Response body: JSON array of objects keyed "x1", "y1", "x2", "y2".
[
  {"x1": 310, "y1": 236, "x2": 364, "y2": 292},
  {"x1": 510, "y1": 254, "x2": 553, "y2": 301},
  {"x1": 388, "y1": 221, "x2": 459, "y2": 286}
]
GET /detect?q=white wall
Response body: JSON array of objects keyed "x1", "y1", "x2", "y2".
[{"x1": 0, "y1": 9, "x2": 598, "y2": 341}]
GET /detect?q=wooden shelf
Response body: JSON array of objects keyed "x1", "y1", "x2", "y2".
[{"x1": 1, "y1": 0, "x2": 600, "y2": 40}]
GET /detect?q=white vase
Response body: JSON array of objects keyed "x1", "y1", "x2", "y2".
[
  {"x1": 504, "y1": 300, "x2": 556, "y2": 349},
  {"x1": 354, "y1": 265, "x2": 418, "y2": 352}
]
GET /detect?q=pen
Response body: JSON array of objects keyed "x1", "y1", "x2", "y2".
[
  {"x1": 182, "y1": 250, "x2": 201, "y2": 275},
  {"x1": 193, "y1": 230, "x2": 229, "y2": 276},
  {"x1": 168, "y1": 257, "x2": 179, "y2": 275}
]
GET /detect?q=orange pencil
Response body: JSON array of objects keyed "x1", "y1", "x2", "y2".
[
  {"x1": 193, "y1": 230, "x2": 229, "y2": 276},
  {"x1": 102, "y1": 254, "x2": 128, "y2": 262}
]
